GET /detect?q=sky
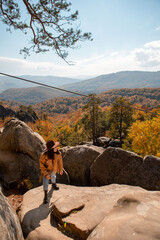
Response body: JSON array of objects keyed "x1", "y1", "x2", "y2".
[{"x1": 0, "y1": 0, "x2": 160, "y2": 78}]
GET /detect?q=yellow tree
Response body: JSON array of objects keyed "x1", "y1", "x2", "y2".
[
  {"x1": 54, "y1": 124, "x2": 74, "y2": 146},
  {"x1": 129, "y1": 116, "x2": 160, "y2": 157}
]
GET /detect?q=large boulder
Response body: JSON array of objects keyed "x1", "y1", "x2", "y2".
[
  {"x1": 90, "y1": 147, "x2": 143, "y2": 186},
  {"x1": 63, "y1": 145, "x2": 104, "y2": 186},
  {"x1": 0, "y1": 118, "x2": 46, "y2": 188},
  {"x1": 60, "y1": 146, "x2": 73, "y2": 158},
  {"x1": 20, "y1": 184, "x2": 160, "y2": 240},
  {"x1": 137, "y1": 155, "x2": 160, "y2": 190},
  {"x1": 0, "y1": 118, "x2": 45, "y2": 161},
  {"x1": 0, "y1": 150, "x2": 40, "y2": 188},
  {"x1": 0, "y1": 186, "x2": 24, "y2": 240},
  {"x1": 0, "y1": 118, "x2": 70, "y2": 188}
]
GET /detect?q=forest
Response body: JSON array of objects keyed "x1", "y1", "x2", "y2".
[
  {"x1": 31, "y1": 87, "x2": 160, "y2": 114},
  {"x1": 0, "y1": 88, "x2": 160, "y2": 158}
]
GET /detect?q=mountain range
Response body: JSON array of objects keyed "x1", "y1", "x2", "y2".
[
  {"x1": 0, "y1": 71, "x2": 160, "y2": 104},
  {"x1": 0, "y1": 75, "x2": 82, "y2": 93},
  {"x1": 62, "y1": 70, "x2": 160, "y2": 93}
]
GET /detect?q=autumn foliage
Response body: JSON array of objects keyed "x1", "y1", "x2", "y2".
[
  {"x1": 128, "y1": 116, "x2": 160, "y2": 157},
  {"x1": 0, "y1": 92, "x2": 160, "y2": 157}
]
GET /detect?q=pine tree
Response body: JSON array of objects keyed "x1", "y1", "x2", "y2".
[
  {"x1": 108, "y1": 97, "x2": 133, "y2": 142},
  {"x1": 81, "y1": 94, "x2": 108, "y2": 144}
]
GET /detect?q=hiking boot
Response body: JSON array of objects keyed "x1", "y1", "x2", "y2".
[
  {"x1": 52, "y1": 183, "x2": 59, "y2": 190},
  {"x1": 43, "y1": 191, "x2": 48, "y2": 204}
]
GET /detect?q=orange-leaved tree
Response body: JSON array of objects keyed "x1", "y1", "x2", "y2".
[{"x1": 28, "y1": 118, "x2": 55, "y2": 142}]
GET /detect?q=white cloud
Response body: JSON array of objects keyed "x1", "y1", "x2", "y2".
[
  {"x1": 133, "y1": 40, "x2": 160, "y2": 68},
  {"x1": 0, "y1": 57, "x2": 67, "y2": 76},
  {"x1": 0, "y1": 40, "x2": 160, "y2": 78},
  {"x1": 154, "y1": 26, "x2": 160, "y2": 31},
  {"x1": 144, "y1": 40, "x2": 160, "y2": 49}
]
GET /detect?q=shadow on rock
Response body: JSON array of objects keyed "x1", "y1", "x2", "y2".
[{"x1": 21, "y1": 188, "x2": 54, "y2": 238}]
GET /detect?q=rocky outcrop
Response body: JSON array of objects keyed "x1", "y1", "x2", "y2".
[
  {"x1": 0, "y1": 105, "x2": 15, "y2": 120},
  {"x1": 96, "y1": 137, "x2": 122, "y2": 148},
  {"x1": 20, "y1": 184, "x2": 160, "y2": 240},
  {"x1": 1, "y1": 120, "x2": 158, "y2": 190},
  {"x1": 0, "y1": 150, "x2": 40, "y2": 188},
  {"x1": 0, "y1": 187, "x2": 24, "y2": 240},
  {"x1": 137, "y1": 155, "x2": 160, "y2": 190},
  {"x1": 16, "y1": 110, "x2": 38, "y2": 123},
  {"x1": 96, "y1": 136, "x2": 111, "y2": 146},
  {"x1": 0, "y1": 118, "x2": 70, "y2": 188},
  {"x1": 90, "y1": 147, "x2": 143, "y2": 186},
  {"x1": 0, "y1": 105, "x2": 38, "y2": 123},
  {"x1": 87, "y1": 192, "x2": 160, "y2": 240},
  {"x1": 0, "y1": 118, "x2": 45, "y2": 161},
  {"x1": 90, "y1": 148, "x2": 160, "y2": 191},
  {"x1": 0, "y1": 118, "x2": 46, "y2": 188},
  {"x1": 63, "y1": 145, "x2": 104, "y2": 186}
]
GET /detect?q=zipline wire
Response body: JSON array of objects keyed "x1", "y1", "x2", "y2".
[
  {"x1": 0, "y1": 72, "x2": 159, "y2": 116},
  {"x1": 0, "y1": 72, "x2": 90, "y2": 98}
]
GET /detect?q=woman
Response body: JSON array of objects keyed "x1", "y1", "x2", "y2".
[{"x1": 39, "y1": 140, "x2": 63, "y2": 204}]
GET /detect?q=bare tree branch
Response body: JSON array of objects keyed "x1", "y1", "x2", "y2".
[{"x1": 0, "y1": 0, "x2": 92, "y2": 63}]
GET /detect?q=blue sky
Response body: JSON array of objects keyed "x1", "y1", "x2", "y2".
[{"x1": 0, "y1": 0, "x2": 160, "y2": 78}]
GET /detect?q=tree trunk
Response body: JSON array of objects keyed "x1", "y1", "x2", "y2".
[{"x1": 92, "y1": 100, "x2": 96, "y2": 144}]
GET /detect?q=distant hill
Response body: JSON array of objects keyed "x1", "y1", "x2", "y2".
[
  {"x1": 0, "y1": 86, "x2": 85, "y2": 104},
  {"x1": 1, "y1": 88, "x2": 159, "y2": 116},
  {"x1": 62, "y1": 71, "x2": 160, "y2": 93},
  {"x1": 0, "y1": 71, "x2": 160, "y2": 104},
  {"x1": 32, "y1": 88, "x2": 160, "y2": 115},
  {"x1": 0, "y1": 75, "x2": 81, "y2": 93}
]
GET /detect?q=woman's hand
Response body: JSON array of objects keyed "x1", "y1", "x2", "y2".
[{"x1": 60, "y1": 170, "x2": 63, "y2": 175}]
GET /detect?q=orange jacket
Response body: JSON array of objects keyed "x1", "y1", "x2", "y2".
[{"x1": 39, "y1": 151, "x2": 63, "y2": 177}]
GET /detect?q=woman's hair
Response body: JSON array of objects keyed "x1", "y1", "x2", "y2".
[
  {"x1": 45, "y1": 148, "x2": 55, "y2": 159},
  {"x1": 44, "y1": 140, "x2": 60, "y2": 159},
  {"x1": 44, "y1": 140, "x2": 55, "y2": 159}
]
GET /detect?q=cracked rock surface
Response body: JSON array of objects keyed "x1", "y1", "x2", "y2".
[{"x1": 19, "y1": 184, "x2": 160, "y2": 240}]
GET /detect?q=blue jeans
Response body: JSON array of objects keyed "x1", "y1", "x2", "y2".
[{"x1": 43, "y1": 171, "x2": 56, "y2": 191}]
